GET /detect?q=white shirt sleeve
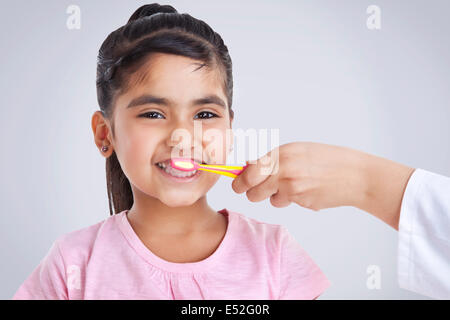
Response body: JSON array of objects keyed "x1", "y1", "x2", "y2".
[{"x1": 398, "y1": 168, "x2": 450, "y2": 299}]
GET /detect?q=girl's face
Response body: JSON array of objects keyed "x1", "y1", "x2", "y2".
[{"x1": 108, "y1": 53, "x2": 233, "y2": 207}]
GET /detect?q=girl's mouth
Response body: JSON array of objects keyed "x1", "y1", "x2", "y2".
[{"x1": 154, "y1": 159, "x2": 203, "y2": 182}]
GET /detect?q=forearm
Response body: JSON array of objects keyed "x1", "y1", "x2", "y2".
[{"x1": 353, "y1": 150, "x2": 416, "y2": 230}]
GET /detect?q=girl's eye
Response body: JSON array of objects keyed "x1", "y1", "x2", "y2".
[
  {"x1": 194, "y1": 111, "x2": 219, "y2": 119},
  {"x1": 139, "y1": 111, "x2": 165, "y2": 119},
  {"x1": 139, "y1": 111, "x2": 219, "y2": 119}
]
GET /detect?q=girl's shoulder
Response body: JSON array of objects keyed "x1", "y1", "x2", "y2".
[
  {"x1": 227, "y1": 208, "x2": 284, "y2": 231},
  {"x1": 54, "y1": 211, "x2": 124, "y2": 259},
  {"x1": 225, "y1": 208, "x2": 287, "y2": 246}
]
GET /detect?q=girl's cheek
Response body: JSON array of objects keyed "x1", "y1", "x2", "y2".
[
  {"x1": 202, "y1": 129, "x2": 229, "y2": 164},
  {"x1": 121, "y1": 128, "x2": 161, "y2": 162}
]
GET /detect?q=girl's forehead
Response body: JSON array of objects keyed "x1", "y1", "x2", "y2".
[
  {"x1": 134, "y1": 53, "x2": 221, "y2": 84},
  {"x1": 120, "y1": 54, "x2": 227, "y2": 106}
]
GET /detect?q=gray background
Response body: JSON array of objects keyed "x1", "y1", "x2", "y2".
[{"x1": 1, "y1": 0, "x2": 449, "y2": 299}]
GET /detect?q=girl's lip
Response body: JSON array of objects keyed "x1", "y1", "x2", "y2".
[
  {"x1": 155, "y1": 158, "x2": 206, "y2": 166},
  {"x1": 155, "y1": 163, "x2": 202, "y2": 183}
]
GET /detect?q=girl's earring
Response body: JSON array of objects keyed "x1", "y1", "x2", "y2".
[{"x1": 101, "y1": 145, "x2": 109, "y2": 153}]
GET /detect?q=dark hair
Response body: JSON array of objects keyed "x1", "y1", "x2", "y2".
[{"x1": 96, "y1": 3, "x2": 234, "y2": 216}]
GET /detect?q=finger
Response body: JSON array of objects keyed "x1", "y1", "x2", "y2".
[
  {"x1": 270, "y1": 192, "x2": 292, "y2": 208},
  {"x1": 245, "y1": 171, "x2": 279, "y2": 203},
  {"x1": 270, "y1": 183, "x2": 292, "y2": 208},
  {"x1": 276, "y1": 177, "x2": 318, "y2": 211},
  {"x1": 232, "y1": 155, "x2": 276, "y2": 194},
  {"x1": 289, "y1": 193, "x2": 320, "y2": 212}
]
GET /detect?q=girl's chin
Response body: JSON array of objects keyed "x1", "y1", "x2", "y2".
[{"x1": 159, "y1": 196, "x2": 200, "y2": 207}]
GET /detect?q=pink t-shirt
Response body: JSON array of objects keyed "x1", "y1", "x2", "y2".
[{"x1": 12, "y1": 208, "x2": 330, "y2": 300}]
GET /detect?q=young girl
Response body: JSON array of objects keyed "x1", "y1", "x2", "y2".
[{"x1": 12, "y1": 3, "x2": 330, "y2": 300}]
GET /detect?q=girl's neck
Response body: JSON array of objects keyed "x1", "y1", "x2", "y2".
[{"x1": 127, "y1": 194, "x2": 219, "y2": 238}]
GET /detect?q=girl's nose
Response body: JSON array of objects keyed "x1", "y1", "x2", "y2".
[{"x1": 165, "y1": 120, "x2": 203, "y2": 152}]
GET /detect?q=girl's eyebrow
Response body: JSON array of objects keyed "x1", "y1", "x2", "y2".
[{"x1": 126, "y1": 94, "x2": 226, "y2": 109}]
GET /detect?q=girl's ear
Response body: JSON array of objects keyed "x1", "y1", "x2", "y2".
[{"x1": 92, "y1": 111, "x2": 113, "y2": 156}]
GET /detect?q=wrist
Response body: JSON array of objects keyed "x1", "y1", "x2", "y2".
[
  {"x1": 356, "y1": 151, "x2": 415, "y2": 229},
  {"x1": 348, "y1": 148, "x2": 374, "y2": 209}
]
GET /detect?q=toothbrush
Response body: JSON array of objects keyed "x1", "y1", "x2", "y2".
[{"x1": 170, "y1": 158, "x2": 248, "y2": 179}]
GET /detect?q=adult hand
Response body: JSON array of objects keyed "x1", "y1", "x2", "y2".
[{"x1": 231, "y1": 142, "x2": 415, "y2": 229}]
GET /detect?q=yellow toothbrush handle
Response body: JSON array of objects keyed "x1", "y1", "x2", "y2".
[
  {"x1": 196, "y1": 163, "x2": 247, "y2": 178},
  {"x1": 199, "y1": 164, "x2": 244, "y2": 170},
  {"x1": 198, "y1": 168, "x2": 238, "y2": 178}
]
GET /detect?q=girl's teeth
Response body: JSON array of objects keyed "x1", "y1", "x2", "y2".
[{"x1": 157, "y1": 162, "x2": 197, "y2": 178}]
